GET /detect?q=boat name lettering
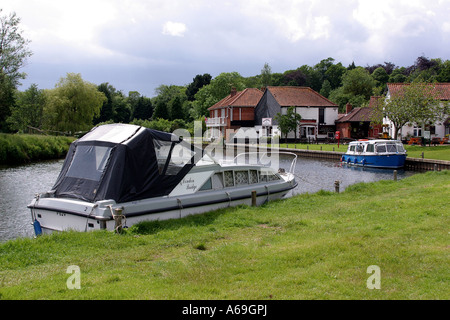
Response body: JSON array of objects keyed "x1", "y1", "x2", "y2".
[
  {"x1": 57, "y1": 212, "x2": 66, "y2": 217},
  {"x1": 182, "y1": 178, "x2": 195, "y2": 184},
  {"x1": 186, "y1": 184, "x2": 197, "y2": 191}
]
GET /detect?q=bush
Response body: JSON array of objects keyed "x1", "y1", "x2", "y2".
[{"x1": 0, "y1": 134, "x2": 74, "y2": 165}]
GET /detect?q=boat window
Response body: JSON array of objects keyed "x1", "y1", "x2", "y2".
[
  {"x1": 249, "y1": 170, "x2": 258, "y2": 184},
  {"x1": 349, "y1": 145, "x2": 355, "y2": 152},
  {"x1": 66, "y1": 145, "x2": 112, "y2": 181},
  {"x1": 199, "y1": 178, "x2": 212, "y2": 191},
  {"x1": 386, "y1": 144, "x2": 397, "y2": 153},
  {"x1": 224, "y1": 171, "x2": 234, "y2": 187},
  {"x1": 153, "y1": 139, "x2": 196, "y2": 175},
  {"x1": 260, "y1": 170, "x2": 280, "y2": 181},
  {"x1": 235, "y1": 171, "x2": 249, "y2": 185},
  {"x1": 376, "y1": 144, "x2": 386, "y2": 153},
  {"x1": 397, "y1": 144, "x2": 405, "y2": 152},
  {"x1": 356, "y1": 144, "x2": 364, "y2": 152},
  {"x1": 212, "y1": 173, "x2": 224, "y2": 189},
  {"x1": 258, "y1": 170, "x2": 267, "y2": 182},
  {"x1": 366, "y1": 144, "x2": 375, "y2": 152}
]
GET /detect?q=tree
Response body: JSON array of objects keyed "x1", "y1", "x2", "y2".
[
  {"x1": 190, "y1": 72, "x2": 246, "y2": 118},
  {"x1": 185, "y1": 74, "x2": 211, "y2": 101},
  {"x1": 96, "y1": 83, "x2": 116, "y2": 123},
  {"x1": 341, "y1": 67, "x2": 376, "y2": 100},
  {"x1": 0, "y1": 10, "x2": 33, "y2": 131},
  {"x1": 132, "y1": 96, "x2": 153, "y2": 120},
  {"x1": 275, "y1": 106, "x2": 302, "y2": 143},
  {"x1": 152, "y1": 84, "x2": 185, "y2": 120},
  {"x1": 374, "y1": 82, "x2": 447, "y2": 140},
  {"x1": 7, "y1": 83, "x2": 44, "y2": 132},
  {"x1": 260, "y1": 62, "x2": 272, "y2": 87},
  {"x1": 169, "y1": 95, "x2": 184, "y2": 120},
  {"x1": 43, "y1": 73, "x2": 106, "y2": 133},
  {"x1": 0, "y1": 10, "x2": 32, "y2": 87}
]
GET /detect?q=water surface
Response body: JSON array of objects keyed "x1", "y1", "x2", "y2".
[{"x1": 0, "y1": 157, "x2": 414, "y2": 242}]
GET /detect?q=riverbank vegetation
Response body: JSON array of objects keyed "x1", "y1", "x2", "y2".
[
  {"x1": 0, "y1": 134, "x2": 74, "y2": 165},
  {"x1": 0, "y1": 170, "x2": 448, "y2": 299}
]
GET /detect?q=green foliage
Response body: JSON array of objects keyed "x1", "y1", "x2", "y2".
[
  {"x1": 275, "y1": 106, "x2": 302, "y2": 142},
  {"x1": 0, "y1": 133, "x2": 74, "y2": 165},
  {"x1": 42, "y1": 73, "x2": 107, "y2": 133},
  {"x1": 7, "y1": 84, "x2": 45, "y2": 132}
]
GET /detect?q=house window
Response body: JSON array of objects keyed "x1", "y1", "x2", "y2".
[
  {"x1": 413, "y1": 128, "x2": 422, "y2": 137},
  {"x1": 319, "y1": 108, "x2": 325, "y2": 124}
]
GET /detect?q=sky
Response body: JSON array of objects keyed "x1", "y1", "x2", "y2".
[{"x1": 2, "y1": 0, "x2": 450, "y2": 97}]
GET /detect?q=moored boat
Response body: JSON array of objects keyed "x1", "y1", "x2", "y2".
[
  {"x1": 341, "y1": 139, "x2": 407, "y2": 169},
  {"x1": 28, "y1": 124, "x2": 297, "y2": 235}
]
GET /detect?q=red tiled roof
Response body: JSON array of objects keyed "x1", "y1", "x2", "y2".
[
  {"x1": 387, "y1": 83, "x2": 450, "y2": 100},
  {"x1": 266, "y1": 86, "x2": 338, "y2": 107},
  {"x1": 336, "y1": 107, "x2": 376, "y2": 123},
  {"x1": 208, "y1": 88, "x2": 263, "y2": 110}
]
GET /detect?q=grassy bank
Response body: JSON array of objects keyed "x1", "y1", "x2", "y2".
[
  {"x1": 0, "y1": 171, "x2": 448, "y2": 300},
  {"x1": 0, "y1": 134, "x2": 74, "y2": 165},
  {"x1": 276, "y1": 143, "x2": 450, "y2": 161}
]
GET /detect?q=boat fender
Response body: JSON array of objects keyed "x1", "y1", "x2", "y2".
[
  {"x1": 33, "y1": 219, "x2": 42, "y2": 236},
  {"x1": 353, "y1": 158, "x2": 357, "y2": 164}
]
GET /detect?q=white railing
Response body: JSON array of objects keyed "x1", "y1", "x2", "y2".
[
  {"x1": 223, "y1": 152, "x2": 298, "y2": 175},
  {"x1": 205, "y1": 117, "x2": 227, "y2": 126}
]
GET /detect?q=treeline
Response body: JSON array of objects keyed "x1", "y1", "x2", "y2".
[{"x1": 1, "y1": 55, "x2": 449, "y2": 134}]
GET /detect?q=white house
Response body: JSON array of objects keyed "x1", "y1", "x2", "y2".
[
  {"x1": 253, "y1": 86, "x2": 339, "y2": 141},
  {"x1": 384, "y1": 83, "x2": 450, "y2": 140}
]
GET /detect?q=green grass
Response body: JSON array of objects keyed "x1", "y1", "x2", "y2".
[
  {"x1": 274, "y1": 143, "x2": 450, "y2": 161},
  {"x1": 404, "y1": 145, "x2": 450, "y2": 161},
  {"x1": 0, "y1": 134, "x2": 74, "y2": 165},
  {"x1": 0, "y1": 171, "x2": 449, "y2": 300}
]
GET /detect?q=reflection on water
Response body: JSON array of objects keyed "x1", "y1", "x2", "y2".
[{"x1": 0, "y1": 157, "x2": 415, "y2": 242}]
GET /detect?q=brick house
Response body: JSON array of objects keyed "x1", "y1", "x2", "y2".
[
  {"x1": 206, "y1": 88, "x2": 263, "y2": 140},
  {"x1": 336, "y1": 97, "x2": 383, "y2": 140}
]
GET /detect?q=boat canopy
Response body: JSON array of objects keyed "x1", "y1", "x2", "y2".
[{"x1": 52, "y1": 124, "x2": 202, "y2": 203}]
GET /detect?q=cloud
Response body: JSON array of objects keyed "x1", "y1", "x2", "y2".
[
  {"x1": 2, "y1": 0, "x2": 449, "y2": 97},
  {"x1": 162, "y1": 21, "x2": 187, "y2": 37}
]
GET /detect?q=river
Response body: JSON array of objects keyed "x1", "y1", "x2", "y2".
[{"x1": 0, "y1": 157, "x2": 415, "y2": 242}]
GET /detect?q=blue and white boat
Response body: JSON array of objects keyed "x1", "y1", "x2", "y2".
[{"x1": 341, "y1": 140, "x2": 407, "y2": 169}]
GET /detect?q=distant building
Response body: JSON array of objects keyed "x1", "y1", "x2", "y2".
[
  {"x1": 254, "y1": 86, "x2": 339, "y2": 141},
  {"x1": 384, "y1": 83, "x2": 450, "y2": 139},
  {"x1": 206, "y1": 87, "x2": 263, "y2": 141},
  {"x1": 336, "y1": 97, "x2": 383, "y2": 140}
]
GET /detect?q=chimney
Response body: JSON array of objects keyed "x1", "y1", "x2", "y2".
[
  {"x1": 230, "y1": 87, "x2": 237, "y2": 97},
  {"x1": 346, "y1": 103, "x2": 352, "y2": 114}
]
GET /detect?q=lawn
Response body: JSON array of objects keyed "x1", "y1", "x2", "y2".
[{"x1": 0, "y1": 171, "x2": 448, "y2": 300}]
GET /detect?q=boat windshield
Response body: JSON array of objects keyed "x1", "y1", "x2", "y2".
[{"x1": 153, "y1": 139, "x2": 197, "y2": 175}]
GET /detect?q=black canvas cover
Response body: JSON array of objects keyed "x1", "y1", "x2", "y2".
[{"x1": 52, "y1": 124, "x2": 202, "y2": 203}]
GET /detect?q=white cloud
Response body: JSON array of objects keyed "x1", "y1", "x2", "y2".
[{"x1": 162, "y1": 21, "x2": 187, "y2": 37}]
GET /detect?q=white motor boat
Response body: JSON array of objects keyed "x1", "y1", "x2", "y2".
[{"x1": 28, "y1": 124, "x2": 297, "y2": 235}]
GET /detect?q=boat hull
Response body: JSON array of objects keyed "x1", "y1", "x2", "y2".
[
  {"x1": 29, "y1": 179, "x2": 297, "y2": 235},
  {"x1": 341, "y1": 154, "x2": 406, "y2": 169}
]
